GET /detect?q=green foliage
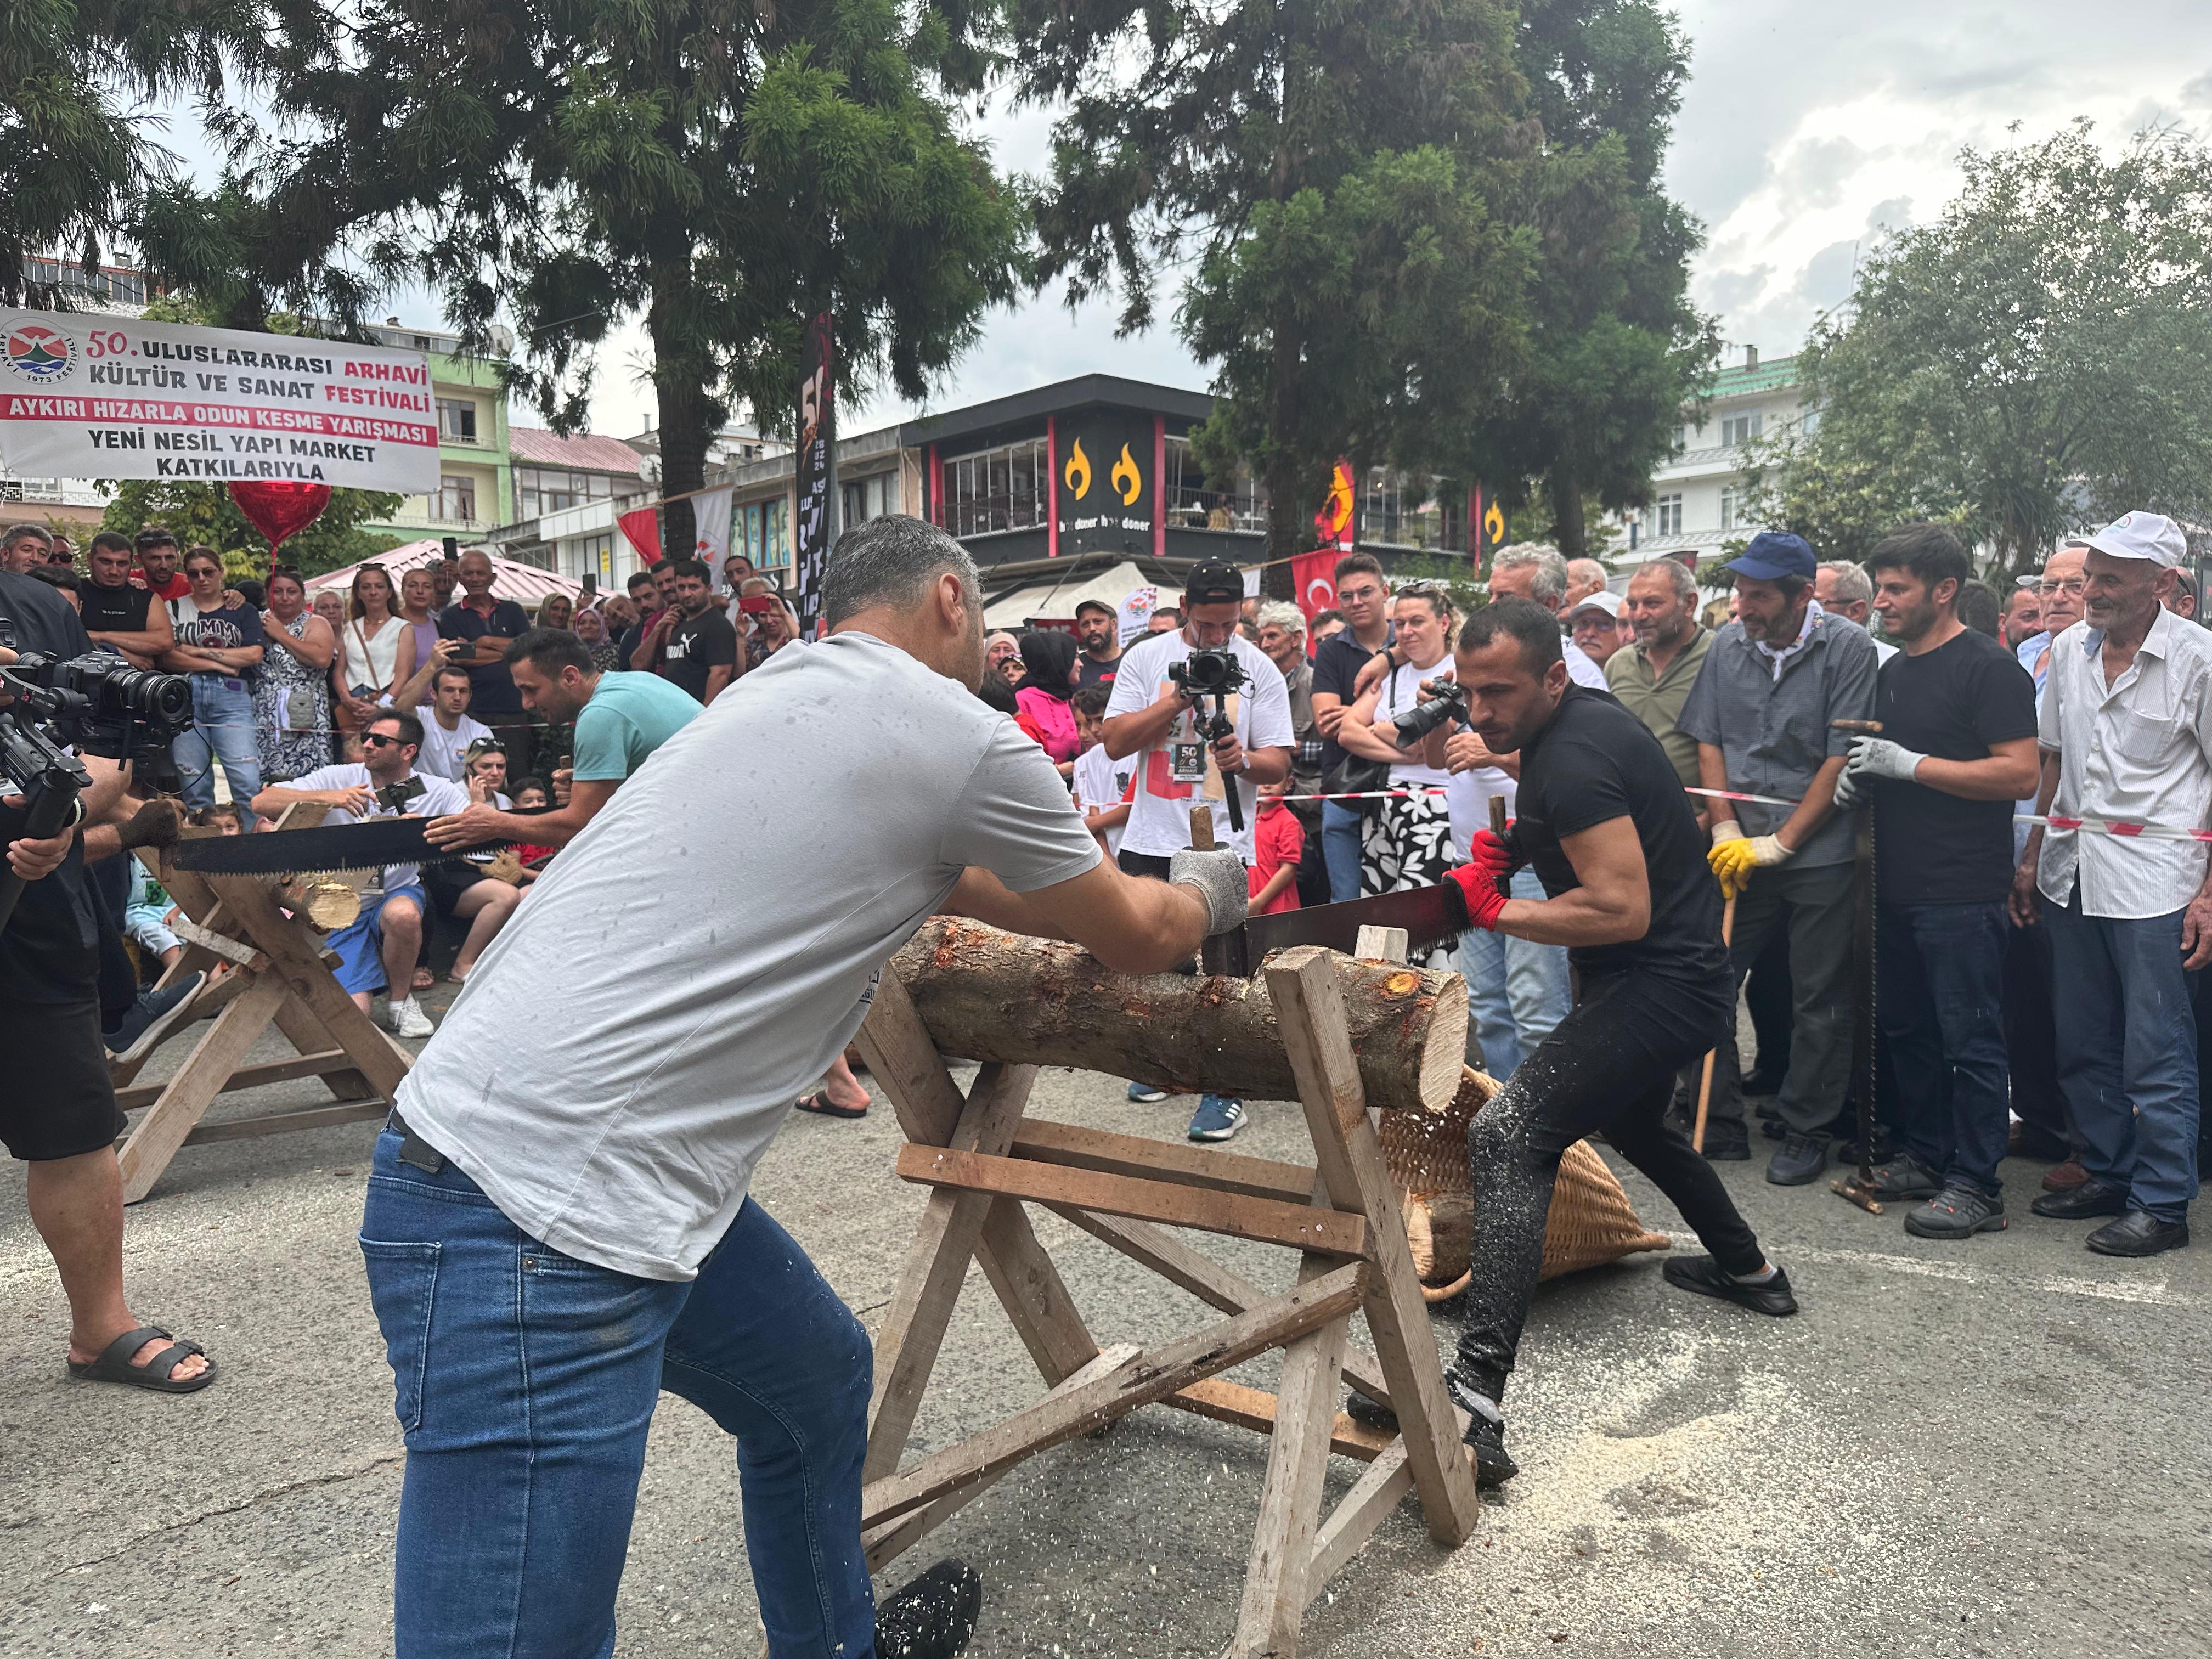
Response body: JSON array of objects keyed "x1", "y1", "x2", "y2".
[
  {"x1": 98, "y1": 479, "x2": 403, "y2": 578},
  {"x1": 1745, "y1": 125, "x2": 2212, "y2": 578}
]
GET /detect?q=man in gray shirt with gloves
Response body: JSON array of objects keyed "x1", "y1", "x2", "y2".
[{"x1": 360, "y1": 516, "x2": 1245, "y2": 1659}]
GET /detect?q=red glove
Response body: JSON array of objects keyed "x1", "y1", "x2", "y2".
[
  {"x1": 1465, "y1": 827, "x2": 1516, "y2": 880},
  {"x1": 1447, "y1": 860, "x2": 1510, "y2": 932}
]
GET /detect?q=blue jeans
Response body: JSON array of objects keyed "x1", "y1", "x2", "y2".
[
  {"x1": 1455, "y1": 868, "x2": 1571, "y2": 1078},
  {"x1": 360, "y1": 1130, "x2": 876, "y2": 1658},
  {"x1": 2045, "y1": 894, "x2": 2202, "y2": 1221},
  {"x1": 1321, "y1": 799, "x2": 1364, "y2": 903},
  {"x1": 171, "y1": 676, "x2": 261, "y2": 824},
  {"x1": 1876, "y1": 901, "x2": 2010, "y2": 1196}
]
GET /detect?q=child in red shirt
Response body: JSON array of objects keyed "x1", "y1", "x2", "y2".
[{"x1": 1249, "y1": 776, "x2": 1304, "y2": 916}]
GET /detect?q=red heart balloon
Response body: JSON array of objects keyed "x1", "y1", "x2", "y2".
[{"x1": 228, "y1": 481, "x2": 333, "y2": 558}]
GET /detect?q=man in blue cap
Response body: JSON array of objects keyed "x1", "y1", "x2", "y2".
[{"x1": 1676, "y1": 531, "x2": 1879, "y2": 1183}]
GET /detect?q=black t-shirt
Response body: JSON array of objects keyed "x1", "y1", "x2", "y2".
[
  {"x1": 1312, "y1": 631, "x2": 1386, "y2": 772},
  {"x1": 1077, "y1": 651, "x2": 1121, "y2": 693},
  {"x1": 78, "y1": 579, "x2": 153, "y2": 639},
  {"x1": 0, "y1": 569, "x2": 101, "y2": 1000},
  {"x1": 437, "y1": 599, "x2": 533, "y2": 715},
  {"x1": 1514, "y1": 684, "x2": 1729, "y2": 982},
  {"x1": 659, "y1": 606, "x2": 738, "y2": 703},
  {"x1": 1866, "y1": 627, "x2": 2038, "y2": 905}
]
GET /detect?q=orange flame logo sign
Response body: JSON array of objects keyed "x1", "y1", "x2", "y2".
[
  {"x1": 1064, "y1": 437, "x2": 1092, "y2": 499},
  {"x1": 1315, "y1": 461, "x2": 1355, "y2": 543},
  {"x1": 1111, "y1": 443, "x2": 1142, "y2": 505},
  {"x1": 1484, "y1": 500, "x2": 1504, "y2": 546}
]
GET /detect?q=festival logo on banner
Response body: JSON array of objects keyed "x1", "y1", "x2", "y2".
[
  {"x1": 6, "y1": 323, "x2": 75, "y2": 383},
  {"x1": 1314, "y1": 461, "x2": 1355, "y2": 550},
  {"x1": 1467, "y1": 482, "x2": 1505, "y2": 574}
]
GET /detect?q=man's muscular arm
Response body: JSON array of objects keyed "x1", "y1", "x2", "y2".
[{"x1": 1491, "y1": 816, "x2": 1650, "y2": 947}]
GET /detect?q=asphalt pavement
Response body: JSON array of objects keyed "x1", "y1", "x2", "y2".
[{"x1": 3, "y1": 996, "x2": 2207, "y2": 1658}]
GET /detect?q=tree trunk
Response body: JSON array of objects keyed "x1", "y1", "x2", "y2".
[
  {"x1": 646, "y1": 209, "x2": 709, "y2": 562},
  {"x1": 1547, "y1": 467, "x2": 1585, "y2": 558},
  {"x1": 1261, "y1": 308, "x2": 1302, "y2": 602},
  {"x1": 891, "y1": 918, "x2": 1469, "y2": 1114}
]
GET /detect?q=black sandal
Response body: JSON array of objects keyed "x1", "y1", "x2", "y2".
[
  {"x1": 67, "y1": 1326, "x2": 217, "y2": 1393},
  {"x1": 794, "y1": 1092, "x2": 867, "y2": 1120}
]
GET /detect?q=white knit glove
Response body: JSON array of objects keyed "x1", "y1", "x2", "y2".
[{"x1": 1169, "y1": 847, "x2": 1249, "y2": 936}]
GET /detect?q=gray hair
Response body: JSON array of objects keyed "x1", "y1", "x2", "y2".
[
  {"x1": 1817, "y1": 559, "x2": 1872, "y2": 607},
  {"x1": 823, "y1": 514, "x2": 980, "y2": 628},
  {"x1": 1628, "y1": 557, "x2": 1700, "y2": 602},
  {"x1": 1252, "y1": 600, "x2": 1305, "y2": 637},
  {"x1": 3, "y1": 522, "x2": 52, "y2": 548},
  {"x1": 1566, "y1": 557, "x2": 1609, "y2": 591},
  {"x1": 1491, "y1": 542, "x2": 1568, "y2": 604}
]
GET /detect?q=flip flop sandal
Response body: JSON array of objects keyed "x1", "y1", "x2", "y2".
[
  {"x1": 410, "y1": 968, "x2": 435, "y2": 992},
  {"x1": 794, "y1": 1092, "x2": 867, "y2": 1120},
  {"x1": 68, "y1": 1326, "x2": 217, "y2": 1394}
]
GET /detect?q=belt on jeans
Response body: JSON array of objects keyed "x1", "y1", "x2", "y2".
[{"x1": 385, "y1": 1109, "x2": 445, "y2": 1173}]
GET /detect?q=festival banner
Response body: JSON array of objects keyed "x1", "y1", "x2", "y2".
[
  {"x1": 1313, "y1": 460, "x2": 1356, "y2": 550},
  {"x1": 1466, "y1": 481, "x2": 1505, "y2": 574},
  {"x1": 689, "y1": 483, "x2": 736, "y2": 568},
  {"x1": 792, "y1": 312, "x2": 836, "y2": 629},
  {"x1": 618, "y1": 504, "x2": 663, "y2": 567},
  {"x1": 0, "y1": 309, "x2": 440, "y2": 493},
  {"x1": 1291, "y1": 549, "x2": 1339, "y2": 626}
]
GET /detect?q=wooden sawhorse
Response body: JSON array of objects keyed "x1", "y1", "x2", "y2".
[
  {"x1": 109, "y1": 814, "x2": 413, "y2": 1203},
  {"x1": 852, "y1": 938, "x2": 1482, "y2": 1657}
]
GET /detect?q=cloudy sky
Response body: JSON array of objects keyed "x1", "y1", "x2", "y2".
[{"x1": 169, "y1": 3, "x2": 2212, "y2": 438}]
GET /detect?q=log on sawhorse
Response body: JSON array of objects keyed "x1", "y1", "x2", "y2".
[
  {"x1": 851, "y1": 927, "x2": 1483, "y2": 1658},
  {"x1": 109, "y1": 806, "x2": 413, "y2": 1203}
]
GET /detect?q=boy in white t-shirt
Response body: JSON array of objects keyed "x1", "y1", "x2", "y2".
[{"x1": 1070, "y1": 686, "x2": 1133, "y2": 855}]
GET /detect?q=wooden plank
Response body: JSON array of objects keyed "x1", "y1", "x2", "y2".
[
  {"x1": 178, "y1": 1098, "x2": 391, "y2": 1146},
  {"x1": 1009, "y1": 1119, "x2": 1318, "y2": 1205},
  {"x1": 115, "y1": 972, "x2": 289, "y2": 1203},
  {"x1": 898, "y1": 1146, "x2": 1367, "y2": 1259},
  {"x1": 1353, "y1": 925, "x2": 1409, "y2": 963},
  {"x1": 115, "y1": 1048, "x2": 358, "y2": 1114},
  {"x1": 1160, "y1": 1377, "x2": 1391, "y2": 1464},
  {"x1": 272, "y1": 997, "x2": 371, "y2": 1102},
  {"x1": 861, "y1": 1343, "x2": 1142, "y2": 1573},
  {"x1": 865, "y1": 1063, "x2": 1038, "y2": 1483},
  {"x1": 1266, "y1": 946, "x2": 1482, "y2": 1547},
  {"x1": 1051, "y1": 1209, "x2": 1392, "y2": 1408},
  {"x1": 1307, "y1": 1444, "x2": 1416, "y2": 1603},
  {"x1": 851, "y1": 967, "x2": 968, "y2": 1147},
  {"x1": 201, "y1": 873, "x2": 411, "y2": 1101},
  {"x1": 169, "y1": 914, "x2": 263, "y2": 969},
  {"x1": 971, "y1": 1197, "x2": 1099, "y2": 1386},
  {"x1": 861, "y1": 1265, "x2": 1366, "y2": 1528},
  {"x1": 1229, "y1": 1311, "x2": 1351, "y2": 1657}
]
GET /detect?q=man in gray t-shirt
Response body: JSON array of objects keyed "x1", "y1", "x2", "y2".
[{"x1": 361, "y1": 517, "x2": 1248, "y2": 1659}]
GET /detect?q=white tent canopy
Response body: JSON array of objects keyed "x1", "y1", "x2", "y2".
[
  {"x1": 983, "y1": 559, "x2": 1164, "y2": 629},
  {"x1": 303, "y1": 539, "x2": 587, "y2": 610}
]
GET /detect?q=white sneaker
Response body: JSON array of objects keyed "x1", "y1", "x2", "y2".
[{"x1": 388, "y1": 996, "x2": 435, "y2": 1039}]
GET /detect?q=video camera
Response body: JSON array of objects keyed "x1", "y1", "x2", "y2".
[
  {"x1": 1392, "y1": 680, "x2": 1468, "y2": 749},
  {"x1": 1168, "y1": 648, "x2": 1253, "y2": 836},
  {"x1": 0, "y1": 616, "x2": 194, "y2": 933}
]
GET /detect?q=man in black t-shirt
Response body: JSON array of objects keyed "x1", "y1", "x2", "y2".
[
  {"x1": 1074, "y1": 599, "x2": 1122, "y2": 691},
  {"x1": 1308, "y1": 552, "x2": 1393, "y2": 900},
  {"x1": 79, "y1": 532, "x2": 174, "y2": 668},
  {"x1": 0, "y1": 568, "x2": 217, "y2": 1393},
  {"x1": 1426, "y1": 598, "x2": 1793, "y2": 1486},
  {"x1": 651, "y1": 558, "x2": 738, "y2": 704},
  {"x1": 1836, "y1": 525, "x2": 2040, "y2": 1237}
]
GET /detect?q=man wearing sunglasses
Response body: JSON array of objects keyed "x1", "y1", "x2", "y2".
[{"x1": 253, "y1": 711, "x2": 467, "y2": 1038}]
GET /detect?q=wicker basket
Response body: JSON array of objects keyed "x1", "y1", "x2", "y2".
[{"x1": 1380, "y1": 1065, "x2": 1671, "y2": 1303}]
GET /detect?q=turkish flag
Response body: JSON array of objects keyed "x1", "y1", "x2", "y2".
[
  {"x1": 1292, "y1": 549, "x2": 1337, "y2": 627},
  {"x1": 618, "y1": 504, "x2": 663, "y2": 566}
]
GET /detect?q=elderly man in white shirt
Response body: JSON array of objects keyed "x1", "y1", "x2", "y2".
[
  {"x1": 1488, "y1": 543, "x2": 1610, "y2": 688},
  {"x1": 2012, "y1": 511, "x2": 2212, "y2": 1258}
]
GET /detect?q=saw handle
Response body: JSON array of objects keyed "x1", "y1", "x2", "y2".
[
  {"x1": 1830, "y1": 719, "x2": 1884, "y2": 736},
  {"x1": 1188, "y1": 803, "x2": 1218, "y2": 853},
  {"x1": 1486, "y1": 796, "x2": 1514, "y2": 898}
]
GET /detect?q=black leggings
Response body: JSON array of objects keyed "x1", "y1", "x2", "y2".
[{"x1": 1453, "y1": 963, "x2": 1768, "y2": 1404}]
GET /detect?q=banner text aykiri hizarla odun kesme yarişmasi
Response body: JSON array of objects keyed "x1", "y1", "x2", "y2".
[{"x1": 0, "y1": 311, "x2": 442, "y2": 495}]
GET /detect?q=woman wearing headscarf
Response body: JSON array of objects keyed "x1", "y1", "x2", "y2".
[
  {"x1": 572, "y1": 605, "x2": 622, "y2": 673},
  {"x1": 1012, "y1": 628, "x2": 1082, "y2": 777}
]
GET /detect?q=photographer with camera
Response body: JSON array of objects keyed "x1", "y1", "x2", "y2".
[
  {"x1": 1336, "y1": 583, "x2": 1460, "y2": 963},
  {"x1": 1, "y1": 566, "x2": 217, "y2": 1393},
  {"x1": 1102, "y1": 560, "x2": 1294, "y2": 1141}
]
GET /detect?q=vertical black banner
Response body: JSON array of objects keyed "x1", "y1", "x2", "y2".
[{"x1": 793, "y1": 312, "x2": 837, "y2": 630}]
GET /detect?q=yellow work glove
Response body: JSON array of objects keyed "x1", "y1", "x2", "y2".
[{"x1": 1707, "y1": 822, "x2": 1793, "y2": 899}]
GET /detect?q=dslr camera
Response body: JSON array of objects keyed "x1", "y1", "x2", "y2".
[
  {"x1": 0, "y1": 630, "x2": 193, "y2": 770},
  {"x1": 1392, "y1": 680, "x2": 1468, "y2": 748},
  {"x1": 1168, "y1": 648, "x2": 1249, "y2": 700}
]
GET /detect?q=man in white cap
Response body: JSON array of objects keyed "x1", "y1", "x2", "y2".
[
  {"x1": 2012, "y1": 511, "x2": 2211, "y2": 1257},
  {"x1": 1563, "y1": 589, "x2": 1624, "y2": 670}
]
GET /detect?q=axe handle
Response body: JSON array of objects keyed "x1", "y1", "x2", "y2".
[
  {"x1": 1189, "y1": 803, "x2": 1217, "y2": 852},
  {"x1": 1488, "y1": 796, "x2": 1513, "y2": 896},
  {"x1": 1831, "y1": 719, "x2": 1884, "y2": 736}
]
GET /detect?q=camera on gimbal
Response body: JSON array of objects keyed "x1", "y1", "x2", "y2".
[
  {"x1": 1168, "y1": 648, "x2": 1249, "y2": 701},
  {"x1": 1392, "y1": 680, "x2": 1468, "y2": 749}
]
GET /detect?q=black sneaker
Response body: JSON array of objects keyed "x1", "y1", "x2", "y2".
[
  {"x1": 1903, "y1": 1186, "x2": 2007, "y2": 1240},
  {"x1": 1870, "y1": 1152, "x2": 1943, "y2": 1200},
  {"x1": 104, "y1": 973, "x2": 206, "y2": 1064},
  {"x1": 2030, "y1": 1178, "x2": 2129, "y2": 1221},
  {"x1": 2085, "y1": 1211, "x2": 2191, "y2": 1258},
  {"x1": 875, "y1": 1559, "x2": 983, "y2": 1659},
  {"x1": 1699, "y1": 1120, "x2": 1751, "y2": 1161},
  {"x1": 1463, "y1": 1413, "x2": 1520, "y2": 1487},
  {"x1": 1766, "y1": 1133, "x2": 1829, "y2": 1186},
  {"x1": 1662, "y1": 1254, "x2": 1800, "y2": 1317}
]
